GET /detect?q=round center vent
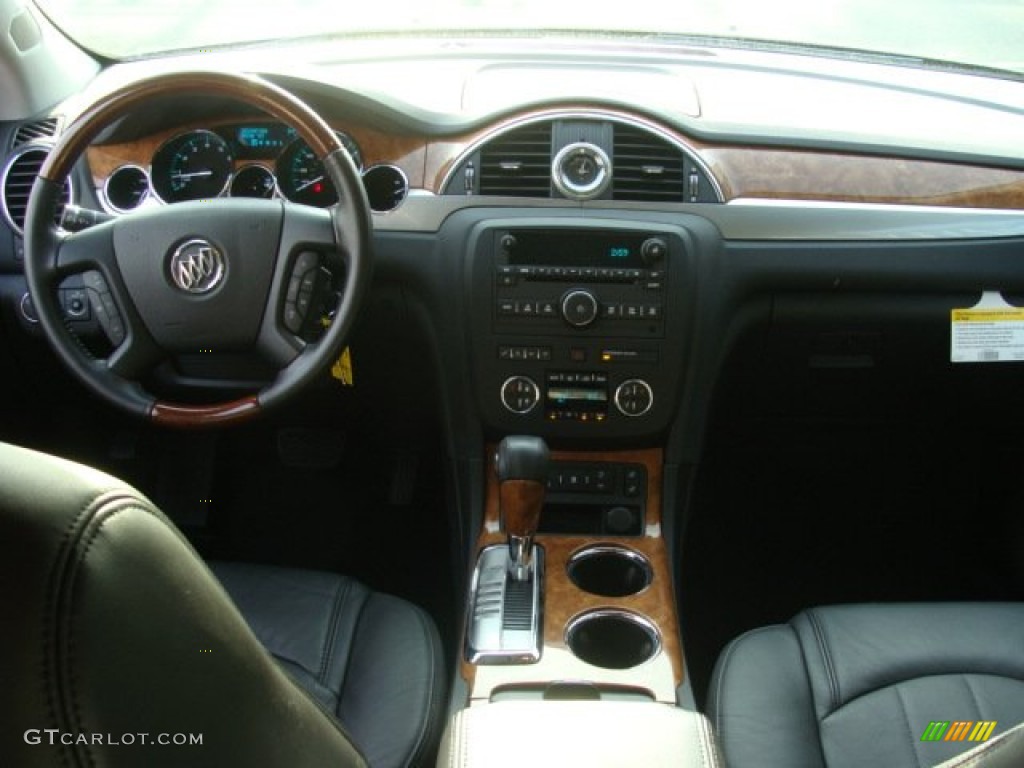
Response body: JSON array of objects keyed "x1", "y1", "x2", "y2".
[{"x1": 2, "y1": 143, "x2": 73, "y2": 235}]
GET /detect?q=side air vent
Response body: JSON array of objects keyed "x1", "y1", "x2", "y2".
[
  {"x1": 478, "y1": 122, "x2": 552, "y2": 197},
  {"x1": 612, "y1": 124, "x2": 686, "y2": 203},
  {"x1": 2, "y1": 144, "x2": 73, "y2": 235},
  {"x1": 12, "y1": 117, "x2": 60, "y2": 148}
]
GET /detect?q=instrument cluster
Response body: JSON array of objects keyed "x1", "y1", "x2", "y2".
[{"x1": 100, "y1": 123, "x2": 407, "y2": 214}]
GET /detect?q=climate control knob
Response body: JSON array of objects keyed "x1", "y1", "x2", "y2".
[
  {"x1": 561, "y1": 289, "x2": 599, "y2": 328},
  {"x1": 501, "y1": 376, "x2": 541, "y2": 415},
  {"x1": 614, "y1": 379, "x2": 654, "y2": 417}
]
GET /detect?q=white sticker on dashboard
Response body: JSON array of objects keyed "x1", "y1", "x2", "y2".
[{"x1": 951, "y1": 292, "x2": 1024, "y2": 363}]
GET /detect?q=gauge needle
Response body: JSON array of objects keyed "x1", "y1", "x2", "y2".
[
  {"x1": 294, "y1": 175, "x2": 324, "y2": 193},
  {"x1": 172, "y1": 170, "x2": 214, "y2": 179}
]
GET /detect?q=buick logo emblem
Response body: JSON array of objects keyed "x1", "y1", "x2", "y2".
[{"x1": 169, "y1": 239, "x2": 225, "y2": 294}]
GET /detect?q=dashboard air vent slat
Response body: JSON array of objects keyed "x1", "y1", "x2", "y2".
[
  {"x1": 12, "y1": 117, "x2": 60, "y2": 148},
  {"x1": 2, "y1": 145, "x2": 72, "y2": 235},
  {"x1": 478, "y1": 123, "x2": 552, "y2": 197},
  {"x1": 612, "y1": 125, "x2": 685, "y2": 203}
]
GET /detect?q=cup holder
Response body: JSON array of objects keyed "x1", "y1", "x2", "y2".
[
  {"x1": 565, "y1": 609, "x2": 661, "y2": 670},
  {"x1": 567, "y1": 546, "x2": 653, "y2": 597}
]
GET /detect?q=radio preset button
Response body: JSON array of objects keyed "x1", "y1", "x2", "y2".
[
  {"x1": 562, "y1": 289, "x2": 599, "y2": 328},
  {"x1": 499, "y1": 346, "x2": 552, "y2": 361}
]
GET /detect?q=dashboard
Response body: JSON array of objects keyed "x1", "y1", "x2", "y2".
[{"x1": 2, "y1": 38, "x2": 1024, "y2": 451}]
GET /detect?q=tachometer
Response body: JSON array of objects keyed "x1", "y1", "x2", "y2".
[
  {"x1": 275, "y1": 131, "x2": 363, "y2": 207},
  {"x1": 151, "y1": 130, "x2": 234, "y2": 203}
]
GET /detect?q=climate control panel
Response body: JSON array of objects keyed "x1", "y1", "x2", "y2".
[{"x1": 498, "y1": 371, "x2": 655, "y2": 422}]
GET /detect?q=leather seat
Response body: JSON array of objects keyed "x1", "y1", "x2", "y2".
[
  {"x1": 0, "y1": 441, "x2": 445, "y2": 767},
  {"x1": 709, "y1": 603, "x2": 1024, "y2": 768}
]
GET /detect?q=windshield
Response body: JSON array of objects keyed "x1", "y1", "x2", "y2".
[{"x1": 33, "y1": 0, "x2": 1024, "y2": 76}]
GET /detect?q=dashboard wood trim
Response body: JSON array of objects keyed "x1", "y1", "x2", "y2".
[
  {"x1": 461, "y1": 446, "x2": 683, "y2": 704},
  {"x1": 703, "y1": 147, "x2": 1024, "y2": 209}
]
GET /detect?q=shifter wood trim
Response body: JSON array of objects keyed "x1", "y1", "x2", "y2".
[{"x1": 462, "y1": 446, "x2": 682, "y2": 704}]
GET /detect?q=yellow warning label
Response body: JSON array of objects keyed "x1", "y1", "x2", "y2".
[
  {"x1": 331, "y1": 346, "x2": 354, "y2": 386},
  {"x1": 951, "y1": 292, "x2": 1024, "y2": 364},
  {"x1": 951, "y1": 309, "x2": 1024, "y2": 323}
]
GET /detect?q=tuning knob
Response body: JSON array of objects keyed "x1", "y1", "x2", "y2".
[
  {"x1": 561, "y1": 289, "x2": 599, "y2": 328},
  {"x1": 641, "y1": 237, "x2": 667, "y2": 266}
]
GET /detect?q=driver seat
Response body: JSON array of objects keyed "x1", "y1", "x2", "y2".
[{"x1": 0, "y1": 441, "x2": 445, "y2": 767}]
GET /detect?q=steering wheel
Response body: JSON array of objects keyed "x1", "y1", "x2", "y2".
[{"x1": 23, "y1": 71, "x2": 372, "y2": 428}]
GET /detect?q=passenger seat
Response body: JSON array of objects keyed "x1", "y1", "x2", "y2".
[{"x1": 709, "y1": 603, "x2": 1024, "y2": 767}]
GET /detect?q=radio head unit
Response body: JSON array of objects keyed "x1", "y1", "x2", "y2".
[{"x1": 467, "y1": 218, "x2": 695, "y2": 439}]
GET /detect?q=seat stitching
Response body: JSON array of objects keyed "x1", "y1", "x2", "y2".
[
  {"x1": 813, "y1": 672, "x2": 1024, "y2": 713},
  {"x1": 711, "y1": 625, "x2": 777, "y2": 744},
  {"x1": 318, "y1": 577, "x2": 351, "y2": 686},
  {"x1": 336, "y1": 586, "x2": 370, "y2": 718},
  {"x1": 894, "y1": 685, "x2": 923, "y2": 768},
  {"x1": 963, "y1": 675, "x2": 984, "y2": 722},
  {"x1": 403, "y1": 604, "x2": 442, "y2": 768},
  {"x1": 807, "y1": 608, "x2": 840, "y2": 713},
  {"x1": 44, "y1": 489, "x2": 127, "y2": 768},
  {"x1": 65, "y1": 495, "x2": 163, "y2": 768},
  {"x1": 791, "y1": 620, "x2": 829, "y2": 768}
]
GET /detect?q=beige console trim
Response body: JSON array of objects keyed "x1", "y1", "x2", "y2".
[
  {"x1": 438, "y1": 701, "x2": 721, "y2": 768},
  {"x1": 462, "y1": 447, "x2": 683, "y2": 703}
]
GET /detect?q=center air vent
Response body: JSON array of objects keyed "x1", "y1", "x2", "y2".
[
  {"x1": 2, "y1": 144, "x2": 73, "y2": 235},
  {"x1": 612, "y1": 124, "x2": 686, "y2": 202},
  {"x1": 478, "y1": 122, "x2": 552, "y2": 197},
  {"x1": 444, "y1": 113, "x2": 722, "y2": 202}
]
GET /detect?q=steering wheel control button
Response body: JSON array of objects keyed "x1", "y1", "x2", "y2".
[
  {"x1": 552, "y1": 142, "x2": 611, "y2": 201},
  {"x1": 284, "y1": 251, "x2": 324, "y2": 334},
  {"x1": 614, "y1": 379, "x2": 654, "y2": 417},
  {"x1": 501, "y1": 376, "x2": 540, "y2": 415},
  {"x1": 61, "y1": 288, "x2": 90, "y2": 320},
  {"x1": 81, "y1": 270, "x2": 126, "y2": 346},
  {"x1": 562, "y1": 289, "x2": 599, "y2": 328},
  {"x1": 168, "y1": 239, "x2": 226, "y2": 295}
]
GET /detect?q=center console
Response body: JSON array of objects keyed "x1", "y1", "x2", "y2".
[{"x1": 438, "y1": 217, "x2": 717, "y2": 766}]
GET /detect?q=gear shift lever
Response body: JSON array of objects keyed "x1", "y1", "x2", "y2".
[{"x1": 496, "y1": 435, "x2": 550, "y2": 581}]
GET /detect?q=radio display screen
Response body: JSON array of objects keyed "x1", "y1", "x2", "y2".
[{"x1": 506, "y1": 230, "x2": 648, "y2": 268}]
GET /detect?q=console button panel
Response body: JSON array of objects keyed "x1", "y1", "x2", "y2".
[{"x1": 540, "y1": 460, "x2": 647, "y2": 536}]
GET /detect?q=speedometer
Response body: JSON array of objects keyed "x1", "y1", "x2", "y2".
[
  {"x1": 151, "y1": 130, "x2": 234, "y2": 203},
  {"x1": 275, "y1": 131, "x2": 363, "y2": 207},
  {"x1": 277, "y1": 141, "x2": 337, "y2": 207}
]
